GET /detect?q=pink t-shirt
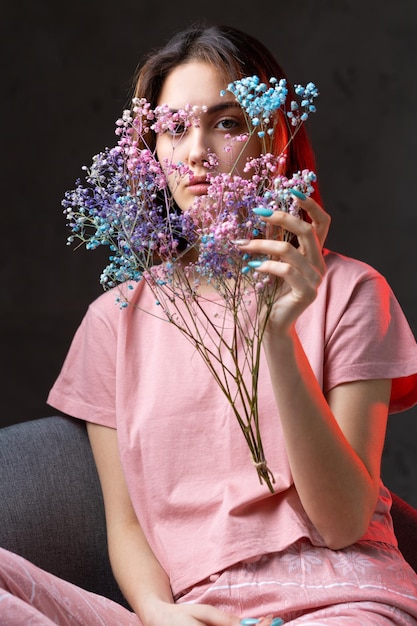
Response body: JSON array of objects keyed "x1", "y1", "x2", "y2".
[{"x1": 48, "y1": 249, "x2": 417, "y2": 596}]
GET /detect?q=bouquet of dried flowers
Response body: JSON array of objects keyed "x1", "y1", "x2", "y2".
[{"x1": 63, "y1": 75, "x2": 318, "y2": 492}]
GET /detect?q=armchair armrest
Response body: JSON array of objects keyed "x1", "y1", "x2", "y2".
[{"x1": 0, "y1": 415, "x2": 128, "y2": 607}]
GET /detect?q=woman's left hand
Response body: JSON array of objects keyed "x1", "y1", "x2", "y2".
[{"x1": 237, "y1": 195, "x2": 331, "y2": 331}]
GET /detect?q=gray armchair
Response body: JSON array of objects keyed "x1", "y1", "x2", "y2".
[
  {"x1": 0, "y1": 415, "x2": 416, "y2": 608},
  {"x1": 0, "y1": 416, "x2": 128, "y2": 608}
]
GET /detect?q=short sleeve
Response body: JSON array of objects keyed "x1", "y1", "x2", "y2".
[
  {"x1": 47, "y1": 302, "x2": 117, "y2": 427},
  {"x1": 323, "y1": 271, "x2": 417, "y2": 413}
]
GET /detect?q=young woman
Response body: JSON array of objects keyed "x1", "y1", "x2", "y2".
[{"x1": 2, "y1": 24, "x2": 417, "y2": 625}]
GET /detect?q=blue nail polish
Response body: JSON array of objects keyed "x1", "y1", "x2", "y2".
[
  {"x1": 271, "y1": 619, "x2": 284, "y2": 626},
  {"x1": 252, "y1": 207, "x2": 274, "y2": 217},
  {"x1": 247, "y1": 260, "x2": 264, "y2": 268},
  {"x1": 288, "y1": 188, "x2": 306, "y2": 201}
]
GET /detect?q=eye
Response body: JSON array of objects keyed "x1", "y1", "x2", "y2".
[
  {"x1": 167, "y1": 122, "x2": 187, "y2": 137},
  {"x1": 217, "y1": 117, "x2": 240, "y2": 132}
]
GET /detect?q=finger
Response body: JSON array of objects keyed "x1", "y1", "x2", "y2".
[
  {"x1": 256, "y1": 195, "x2": 330, "y2": 249},
  {"x1": 246, "y1": 239, "x2": 323, "y2": 287},
  {"x1": 240, "y1": 617, "x2": 284, "y2": 626},
  {"x1": 251, "y1": 259, "x2": 320, "y2": 307},
  {"x1": 249, "y1": 211, "x2": 326, "y2": 275},
  {"x1": 187, "y1": 603, "x2": 241, "y2": 625},
  {"x1": 284, "y1": 214, "x2": 326, "y2": 274},
  {"x1": 294, "y1": 194, "x2": 331, "y2": 248}
]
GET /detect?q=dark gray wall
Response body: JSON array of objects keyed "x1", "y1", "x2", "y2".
[{"x1": 2, "y1": 0, "x2": 417, "y2": 506}]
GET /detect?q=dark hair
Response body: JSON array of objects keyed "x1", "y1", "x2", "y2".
[{"x1": 133, "y1": 24, "x2": 322, "y2": 205}]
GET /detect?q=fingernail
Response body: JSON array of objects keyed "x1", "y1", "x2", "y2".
[
  {"x1": 231, "y1": 238, "x2": 251, "y2": 246},
  {"x1": 247, "y1": 260, "x2": 264, "y2": 268},
  {"x1": 252, "y1": 207, "x2": 274, "y2": 217},
  {"x1": 288, "y1": 188, "x2": 306, "y2": 201},
  {"x1": 240, "y1": 617, "x2": 283, "y2": 626}
]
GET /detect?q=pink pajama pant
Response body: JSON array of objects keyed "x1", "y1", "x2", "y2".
[
  {"x1": 0, "y1": 547, "x2": 138, "y2": 625},
  {"x1": 1, "y1": 541, "x2": 417, "y2": 625}
]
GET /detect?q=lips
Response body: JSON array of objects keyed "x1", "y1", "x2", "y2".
[{"x1": 186, "y1": 176, "x2": 210, "y2": 196}]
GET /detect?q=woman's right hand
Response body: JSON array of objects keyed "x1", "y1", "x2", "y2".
[{"x1": 234, "y1": 194, "x2": 330, "y2": 336}]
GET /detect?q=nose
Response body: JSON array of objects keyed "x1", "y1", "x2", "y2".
[{"x1": 187, "y1": 127, "x2": 209, "y2": 167}]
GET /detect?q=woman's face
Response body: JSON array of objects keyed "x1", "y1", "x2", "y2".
[{"x1": 155, "y1": 61, "x2": 262, "y2": 212}]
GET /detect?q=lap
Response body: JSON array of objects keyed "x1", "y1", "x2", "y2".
[
  {"x1": 2, "y1": 541, "x2": 416, "y2": 625},
  {"x1": 178, "y1": 540, "x2": 417, "y2": 624}
]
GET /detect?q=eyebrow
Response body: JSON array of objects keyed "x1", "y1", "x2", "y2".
[
  {"x1": 168, "y1": 101, "x2": 243, "y2": 115},
  {"x1": 205, "y1": 101, "x2": 243, "y2": 115}
]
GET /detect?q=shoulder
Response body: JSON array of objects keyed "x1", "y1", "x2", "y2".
[
  {"x1": 306, "y1": 249, "x2": 402, "y2": 337},
  {"x1": 88, "y1": 280, "x2": 146, "y2": 319},
  {"x1": 321, "y1": 248, "x2": 391, "y2": 306},
  {"x1": 323, "y1": 248, "x2": 384, "y2": 284},
  {"x1": 70, "y1": 281, "x2": 150, "y2": 344}
]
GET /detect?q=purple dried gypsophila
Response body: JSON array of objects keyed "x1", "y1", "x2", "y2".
[{"x1": 63, "y1": 141, "x2": 188, "y2": 287}]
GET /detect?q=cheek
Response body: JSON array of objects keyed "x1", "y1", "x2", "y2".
[
  {"x1": 245, "y1": 134, "x2": 263, "y2": 159},
  {"x1": 155, "y1": 142, "x2": 183, "y2": 198},
  {"x1": 156, "y1": 137, "x2": 187, "y2": 175},
  {"x1": 155, "y1": 136, "x2": 170, "y2": 164},
  {"x1": 229, "y1": 136, "x2": 262, "y2": 177}
]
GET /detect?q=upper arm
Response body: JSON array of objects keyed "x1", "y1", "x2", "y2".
[
  {"x1": 86, "y1": 421, "x2": 138, "y2": 529},
  {"x1": 86, "y1": 422, "x2": 174, "y2": 612},
  {"x1": 326, "y1": 378, "x2": 392, "y2": 489}
]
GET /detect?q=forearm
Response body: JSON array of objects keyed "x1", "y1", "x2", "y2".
[
  {"x1": 263, "y1": 325, "x2": 383, "y2": 548},
  {"x1": 108, "y1": 522, "x2": 244, "y2": 626},
  {"x1": 108, "y1": 518, "x2": 173, "y2": 621}
]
